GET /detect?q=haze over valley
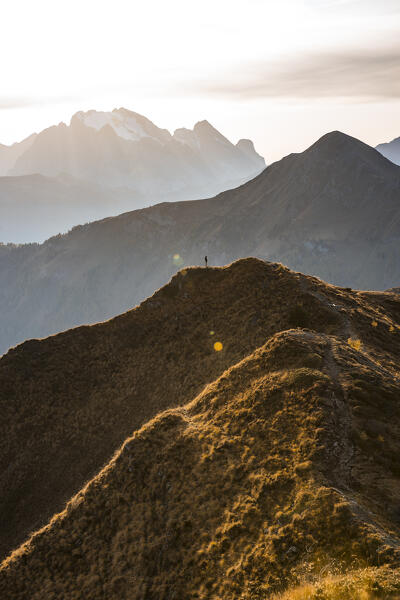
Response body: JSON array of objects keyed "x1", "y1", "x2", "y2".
[{"x1": 0, "y1": 108, "x2": 264, "y2": 242}]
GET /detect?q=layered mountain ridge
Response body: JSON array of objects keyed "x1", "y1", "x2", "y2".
[
  {"x1": 0, "y1": 108, "x2": 264, "y2": 242},
  {"x1": 2, "y1": 107, "x2": 264, "y2": 197},
  {"x1": 1, "y1": 258, "x2": 400, "y2": 598},
  {"x1": 1, "y1": 130, "x2": 400, "y2": 356}
]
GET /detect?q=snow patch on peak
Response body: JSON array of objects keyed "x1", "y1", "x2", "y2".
[{"x1": 73, "y1": 110, "x2": 161, "y2": 143}]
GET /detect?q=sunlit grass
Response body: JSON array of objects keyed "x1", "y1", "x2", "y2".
[
  {"x1": 274, "y1": 567, "x2": 400, "y2": 600},
  {"x1": 347, "y1": 337, "x2": 362, "y2": 351}
]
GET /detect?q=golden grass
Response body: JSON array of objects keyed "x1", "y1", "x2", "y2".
[
  {"x1": 347, "y1": 337, "x2": 362, "y2": 351},
  {"x1": 1, "y1": 328, "x2": 400, "y2": 598},
  {"x1": 274, "y1": 567, "x2": 400, "y2": 599},
  {"x1": 0, "y1": 258, "x2": 354, "y2": 559},
  {"x1": 1, "y1": 258, "x2": 400, "y2": 598}
]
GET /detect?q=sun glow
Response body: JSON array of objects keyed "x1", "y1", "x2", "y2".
[{"x1": 1, "y1": 0, "x2": 399, "y2": 159}]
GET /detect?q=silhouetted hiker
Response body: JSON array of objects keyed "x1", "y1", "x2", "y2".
[{"x1": 205, "y1": 255, "x2": 208, "y2": 268}]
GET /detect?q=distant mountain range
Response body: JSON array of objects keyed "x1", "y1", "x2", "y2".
[
  {"x1": 1, "y1": 258, "x2": 400, "y2": 597},
  {"x1": 0, "y1": 130, "x2": 400, "y2": 356},
  {"x1": 376, "y1": 135, "x2": 400, "y2": 166},
  {"x1": 0, "y1": 108, "x2": 264, "y2": 241}
]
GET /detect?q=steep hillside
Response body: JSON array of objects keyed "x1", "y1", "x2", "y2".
[
  {"x1": 1, "y1": 260, "x2": 400, "y2": 598},
  {"x1": 0, "y1": 257, "x2": 338, "y2": 559},
  {"x1": 1, "y1": 131, "x2": 400, "y2": 355},
  {"x1": 376, "y1": 135, "x2": 400, "y2": 166}
]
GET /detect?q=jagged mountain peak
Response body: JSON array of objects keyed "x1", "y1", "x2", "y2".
[
  {"x1": 193, "y1": 118, "x2": 216, "y2": 131},
  {"x1": 236, "y1": 138, "x2": 256, "y2": 150},
  {"x1": 5, "y1": 108, "x2": 265, "y2": 201},
  {"x1": 306, "y1": 130, "x2": 371, "y2": 155},
  {"x1": 71, "y1": 108, "x2": 172, "y2": 143},
  {"x1": 236, "y1": 138, "x2": 264, "y2": 162},
  {"x1": 301, "y1": 130, "x2": 400, "y2": 175},
  {"x1": 193, "y1": 119, "x2": 231, "y2": 142}
]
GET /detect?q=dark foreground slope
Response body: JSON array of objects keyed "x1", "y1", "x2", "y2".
[
  {"x1": 1, "y1": 259, "x2": 400, "y2": 600},
  {"x1": 1, "y1": 131, "x2": 400, "y2": 355},
  {"x1": 2, "y1": 299, "x2": 400, "y2": 597},
  {"x1": 0, "y1": 258, "x2": 347, "y2": 560}
]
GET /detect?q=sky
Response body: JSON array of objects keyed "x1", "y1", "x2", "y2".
[{"x1": 1, "y1": 0, "x2": 400, "y2": 163}]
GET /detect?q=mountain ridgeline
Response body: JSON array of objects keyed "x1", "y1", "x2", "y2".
[
  {"x1": 1, "y1": 131, "x2": 400, "y2": 356},
  {"x1": 6, "y1": 110, "x2": 264, "y2": 195},
  {"x1": 0, "y1": 108, "x2": 264, "y2": 242},
  {"x1": 1, "y1": 258, "x2": 400, "y2": 598}
]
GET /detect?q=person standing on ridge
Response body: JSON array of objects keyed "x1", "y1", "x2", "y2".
[{"x1": 205, "y1": 255, "x2": 208, "y2": 268}]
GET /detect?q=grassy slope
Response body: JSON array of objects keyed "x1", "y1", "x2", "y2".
[
  {"x1": 274, "y1": 567, "x2": 400, "y2": 599},
  {"x1": 1, "y1": 329, "x2": 400, "y2": 598},
  {"x1": 1, "y1": 258, "x2": 400, "y2": 598},
  {"x1": 3, "y1": 257, "x2": 342, "y2": 559}
]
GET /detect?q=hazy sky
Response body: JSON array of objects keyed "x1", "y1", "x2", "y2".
[{"x1": 1, "y1": 0, "x2": 400, "y2": 162}]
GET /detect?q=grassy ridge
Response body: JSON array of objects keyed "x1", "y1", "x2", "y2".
[
  {"x1": 1, "y1": 258, "x2": 400, "y2": 597},
  {"x1": 0, "y1": 258, "x2": 349, "y2": 559},
  {"x1": 1, "y1": 330, "x2": 400, "y2": 598}
]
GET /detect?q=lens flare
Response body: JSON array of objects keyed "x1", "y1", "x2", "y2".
[
  {"x1": 214, "y1": 341, "x2": 223, "y2": 352},
  {"x1": 172, "y1": 253, "x2": 183, "y2": 266}
]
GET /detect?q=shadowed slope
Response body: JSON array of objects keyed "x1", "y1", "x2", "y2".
[
  {"x1": 1, "y1": 328, "x2": 400, "y2": 599},
  {"x1": 1, "y1": 258, "x2": 400, "y2": 564},
  {"x1": 0, "y1": 258, "x2": 339, "y2": 559}
]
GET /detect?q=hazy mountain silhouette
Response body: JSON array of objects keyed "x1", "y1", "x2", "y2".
[
  {"x1": 8, "y1": 110, "x2": 265, "y2": 191},
  {"x1": 1, "y1": 259, "x2": 400, "y2": 598},
  {"x1": 0, "y1": 109, "x2": 264, "y2": 243},
  {"x1": 376, "y1": 135, "x2": 400, "y2": 166},
  {"x1": 0, "y1": 174, "x2": 141, "y2": 243},
  {"x1": 0, "y1": 130, "x2": 399, "y2": 356},
  {"x1": 0, "y1": 133, "x2": 37, "y2": 176}
]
